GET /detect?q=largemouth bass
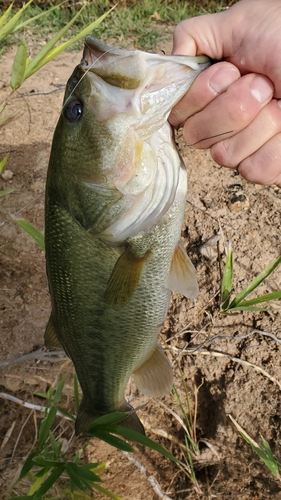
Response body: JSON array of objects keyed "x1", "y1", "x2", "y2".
[{"x1": 45, "y1": 38, "x2": 210, "y2": 435}]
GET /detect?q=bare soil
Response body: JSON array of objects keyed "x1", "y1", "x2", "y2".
[{"x1": 1, "y1": 41, "x2": 281, "y2": 500}]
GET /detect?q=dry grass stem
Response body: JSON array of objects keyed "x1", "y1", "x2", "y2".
[
  {"x1": 177, "y1": 328, "x2": 281, "y2": 354},
  {"x1": 122, "y1": 451, "x2": 173, "y2": 500},
  {"x1": 0, "y1": 347, "x2": 67, "y2": 368},
  {"x1": 16, "y1": 85, "x2": 65, "y2": 97},
  {"x1": 1, "y1": 420, "x2": 16, "y2": 450},
  {"x1": 155, "y1": 399, "x2": 190, "y2": 437},
  {"x1": 0, "y1": 392, "x2": 74, "y2": 420},
  {"x1": 11, "y1": 410, "x2": 33, "y2": 462},
  {"x1": 142, "y1": 422, "x2": 188, "y2": 452},
  {"x1": 173, "y1": 348, "x2": 281, "y2": 391}
]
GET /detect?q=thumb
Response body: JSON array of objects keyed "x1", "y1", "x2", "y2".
[{"x1": 172, "y1": 12, "x2": 228, "y2": 59}]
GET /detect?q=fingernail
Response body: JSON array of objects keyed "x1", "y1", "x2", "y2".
[
  {"x1": 250, "y1": 76, "x2": 273, "y2": 103},
  {"x1": 209, "y1": 66, "x2": 240, "y2": 94}
]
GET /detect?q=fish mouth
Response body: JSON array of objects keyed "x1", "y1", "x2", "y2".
[
  {"x1": 79, "y1": 37, "x2": 211, "y2": 136},
  {"x1": 81, "y1": 36, "x2": 210, "y2": 94}
]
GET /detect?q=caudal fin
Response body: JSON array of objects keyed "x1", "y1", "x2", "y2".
[{"x1": 75, "y1": 400, "x2": 145, "y2": 436}]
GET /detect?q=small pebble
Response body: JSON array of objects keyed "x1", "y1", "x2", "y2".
[
  {"x1": 1, "y1": 169, "x2": 14, "y2": 181},
  {"x1": 227, "y1": 183, "x2": 249, "y2": 211},
  {"x1": 200, "y1": 234, "x2": 224, "y2": 260},
  {"x1": 228, "y1": 193, "x2": 250, "y2": 211}
]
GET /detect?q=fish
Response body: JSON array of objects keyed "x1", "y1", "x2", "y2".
[{"x1": 44, "y1": 37, "x2": 210, "y2": 435}]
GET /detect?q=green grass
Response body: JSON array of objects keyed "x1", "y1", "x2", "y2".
[
  {"x1": 230, "y1": 415, "x2": 281, "y2": 478},
  {"x1": 220, "y1": 246, "x2": 281, "y2": 314},
  {"x1": 1, "y1": 0, "x2": 235, "y2": 52},
  {"x1": 8, "y1": 374, "x2": 182, "y2": 499}
]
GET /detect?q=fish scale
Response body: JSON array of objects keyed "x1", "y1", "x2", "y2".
[{"x1": 45, "y1": 38, "x2": 210, "y2": 434}]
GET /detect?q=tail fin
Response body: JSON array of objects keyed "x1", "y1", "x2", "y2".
[{"x1": 75, "y1": 400, "x2": 145, "y2": 436}]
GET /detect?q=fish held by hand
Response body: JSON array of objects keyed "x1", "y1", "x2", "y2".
[{"x1": 44, "y1": 38, "x2": 210, "y2": 435}]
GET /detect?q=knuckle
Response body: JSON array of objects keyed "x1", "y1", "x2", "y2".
[
  {"x1": 224, "y1": 83, "x2": 261, "y2": 125},
  {"x1": 265, "y1": 101, "x2": 281, "y2": 134},
  {"x1": 238, "y1": 158, "x2": 257, "y2": 183},
  {"x1": 174, "y1": 19, "x2": 194, "y2": 36},
  {"x1": 211, "y1": 140, "x2": 236, "y2": 167},
  {"x1": 226, "y1": 97, "x2": 253, "y2": 125}
]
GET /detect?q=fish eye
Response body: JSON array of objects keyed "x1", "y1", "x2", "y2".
[{"x1": 65, "y1": 99, "x2": 83, "y2": 122}]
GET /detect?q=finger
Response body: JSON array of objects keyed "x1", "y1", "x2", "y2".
[
  {"x1": 172, "y1": 6, "x2": 281, "y2": 97},
  {"x1": 211, "y1": 100, "x2": 281, "y2": 168},
  {"x1": 169, "y1": 62, "x2": 240, "y2": 128},
  {"x1": 237, "y1": 133, "x2": 281, "y2": 185},
  {"x1": 182, "y1": 74, "x2": 274, "y2": 148},
  {"x1": 172, "y1": 14, "x2": 227, "y2": 58}
]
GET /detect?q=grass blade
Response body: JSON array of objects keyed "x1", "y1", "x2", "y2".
[
  {"x1": 65, "y1": 463, "x2": 87, "y2": 491},
  {"x1": 114, "y1": 426, "x2": 180, "y2": 465},
  {"x1": 74, "y1": 373, "x2": 80, "y2": 412},
  {"x1": 42, "y1": 6, "x2": 116, "y2": 62},
  {"x1": 228, "y1": 255, "x2": 281, "y2": 309},
  {"x1": 68, "y1": 463, "x2": 101, "y2": 483},
  {"x1": 0, "y1": 114, "x2": 14, "y2": 127},
  {"x1": 0, "y1": 188, "x2": 14, "y2": 197},
  {"x1": 221, "y1": 246, "x2": 233, "y2": 310},
  {"x1": 0, "y1": 102, "x2": 7, "y2": 116},
  {"x1": 52, "y1": 373, "x2": 68, "y2": 405},
  {"x1": 49, "y1": 430, "x2": 59, "y2": 456},
  {"x1": 0, "y1": 3, "x2": 13, "y2": 31},
  {"x1": 23, "y1": 5, "x2": 86, "y2": 79},
  {"x1": 24, "y1": 7, "x2": 114, "y2": 80},
  {"x1": 225, "y1": 305, "x2": 268, "y2": 313},
  {"x1": 28, "y1": 469, "x2": 50, "y2": 496},
  {"x1": 14, "y1": 219, "x2": 45, "y2": 250},
  {"x1": 234, "y1": 291, "x2": 281, "y2": 307},
  {"x1": 33, "y1": 465, "x2": 65, "y2": 499},
  {"x1": 90, "y1": 411, "x2": 129, "y2": 428},
  {"x1": 229, "y1": 415, "x2": 280, "y2": 477},
  {"x1": 0, "y1": 0, "x2": 33, "y2": 42},
  {"x1": 19, "y1": 453, "x2": 37, "y2": 481},
  {"x1": 92, "y1": 483, "x2": 123, "y2": 500},
  {"x1": 0, "y1": 154, "x2": 8, "y2": 173},
  {"x1": 32, "y1": 457, "x2": 63, "y2": 468},
  {"x1": 56, "y1": 406, "x2": 75, "y2": 421},
  {"x1": 38, "y1": 407, "x2": 57, "y2": 448},
  {"x1": 14, "y1": 3, "x2": 64, "y2": 33},
  {"x1": 92, "y1": 430, "x2": 134, "y2": 452},
  {"x1": 10, "y1": 40, "x2": 27, "y2": 89}
]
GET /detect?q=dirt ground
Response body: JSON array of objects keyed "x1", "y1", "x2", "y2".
[{"x1": 1, "y1": 38, "x2": 281, "y2": 500}]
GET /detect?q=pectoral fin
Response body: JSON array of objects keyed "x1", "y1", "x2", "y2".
[
  {"x1": 133, "y1": 343, "x2": 173, "y2": 397},
  {"x1": 44, "y1": 316, "x2": 62, "y2": 350},
  {"x1": 167, "y1": 240, "x2": 199, "y2": 298},
  {"x1": 105, "y1": 248, "x2": 150, "y2": 309}
]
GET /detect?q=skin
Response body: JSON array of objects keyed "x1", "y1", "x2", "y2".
[{"x1": 169, "y1": 0, "x2": 281, "y2": 186}]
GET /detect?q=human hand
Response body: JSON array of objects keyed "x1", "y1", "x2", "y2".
[{"x1": 170, "y1": 0, "x2": 281, "y2": 185}]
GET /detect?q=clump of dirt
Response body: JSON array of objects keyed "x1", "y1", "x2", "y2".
[{"x1": 1, "y1": 43, "x2": 281, "y2": 500}]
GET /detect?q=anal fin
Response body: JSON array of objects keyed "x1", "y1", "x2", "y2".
[
  {"x1": 105, "y1": 247, "x2": 150, "y2": 309},
  {"x1": 44, "y1": 316, "x2": 63, "y2": 350},
  {"x1": 133, "y1": 343, "x2": 173, "y2": 397},
  {"x1": 167, "y1": 240, "x2": 199, "y2": 298}
]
